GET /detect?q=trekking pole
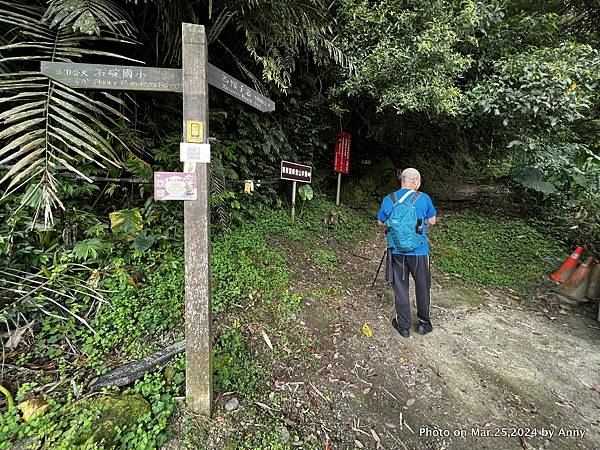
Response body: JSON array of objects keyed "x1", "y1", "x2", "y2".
[{"x1": 371, "y1": 249, "x2": 388, "y2": 289}]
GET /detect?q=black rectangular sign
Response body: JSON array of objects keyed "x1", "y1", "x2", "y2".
[{"x1": 281, "y1": 160, "x2": 312, "y2": 183}]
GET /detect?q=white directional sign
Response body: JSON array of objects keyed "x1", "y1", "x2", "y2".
[{"x1": 180, "y1": 143, "x2": 211, "y2": 163}]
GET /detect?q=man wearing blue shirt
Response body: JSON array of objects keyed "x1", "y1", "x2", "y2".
[{"x1": 378, "y1": 168, "x2": 437, "y2": 338}]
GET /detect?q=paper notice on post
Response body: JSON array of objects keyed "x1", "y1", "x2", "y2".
[{"x1": 154, "y1": 172, "x2": 197, "y2": 201}]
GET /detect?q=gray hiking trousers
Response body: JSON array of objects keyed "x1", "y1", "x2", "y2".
[{"x1": 385, "y1": 253, "x2": 431, "y2": 329}]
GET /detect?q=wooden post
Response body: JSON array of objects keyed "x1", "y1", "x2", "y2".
[
  {"x1": 336, "y1": 172, "x2": 341, "y2": 205},
  {"x1": 291, "y1": 181, "x2": 297, "y2": 221},
  {"x1": 39, "y1": 22, "x2": 275, "y2": 418},
  {"x1": 182, "y1": 23, "x2": 212, "y2": 415}
]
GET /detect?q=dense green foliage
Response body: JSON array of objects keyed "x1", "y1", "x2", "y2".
[
  {"x1": 335, "y1": 0, "x2": 479, "y2": 115},
  {"x1": 334, "y1": 0, "x2": 599, "y2": 249},
  {"x1": 1, "y1": 0, "x2": 598, "y2": 245}
]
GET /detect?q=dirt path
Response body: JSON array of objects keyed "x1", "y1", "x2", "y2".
[{"x1": 284, "y1": 230, "x2": 600, "y2": 450}]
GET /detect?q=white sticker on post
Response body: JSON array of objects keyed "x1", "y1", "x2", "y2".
[{"x1": 180, "y1": 143, "x2": 211, "y2": 163}]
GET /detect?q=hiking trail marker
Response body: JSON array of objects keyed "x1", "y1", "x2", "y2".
[
  {"x1": 280, "y1": 160, "x2": 312, "y2": 221},
  {"x1": 41, "y1": 23, "x2": 275, "y2": 416},
  {"x1": 334, "y1": 131, "x2": 351, "y2": 205}
]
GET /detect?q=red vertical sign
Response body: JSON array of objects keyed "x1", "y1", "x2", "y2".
[{"x1": 334, "y1": 131, "x2": 351, "y2": 174}]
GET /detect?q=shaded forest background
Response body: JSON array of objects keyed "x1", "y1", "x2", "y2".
[{"x1": 1, "y1": 0, "x2": 598, "y2": 241}]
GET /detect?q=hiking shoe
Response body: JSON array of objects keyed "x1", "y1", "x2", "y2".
[
  {"x1": 391, "y1": 318, "x2": 410, "y2": 338},
  {"x1": 416, "y1": 321, "x2": 433, "y2": 335}
]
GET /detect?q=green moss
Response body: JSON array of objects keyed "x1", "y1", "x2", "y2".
[
  {"x1": 454, "y1": 286, "x2": 485, "y2": 307},
  {"x1": 344, "y1": 158, "x2": 398, "y2": 208},
  {"x1": 310, "y1": 286, "x2": 343, "y2": 299},
  {"x1": 79, "y1": 395, "x2": 151, "y2": 447}
]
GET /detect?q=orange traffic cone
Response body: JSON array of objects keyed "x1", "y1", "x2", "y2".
[
  {"x1": 551, "y1": 246, "x2": 584, "y2": 283},
  {"x1": 555, "y1": 257, "x2": 593, "y2": 301},
  {"x1": 585, "y1": 261, "x2": 600, "y2": 301}
]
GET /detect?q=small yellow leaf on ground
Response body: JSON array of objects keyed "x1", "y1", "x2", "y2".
[
  {"x1": 362, "y1": 323, "x2": 373, "y2": 338},
  {"x1": 18, "y1": 398, "x2": 50, "y2": 422}
]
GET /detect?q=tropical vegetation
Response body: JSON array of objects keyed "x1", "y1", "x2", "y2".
[{"x1": 0, "y1": 0, "x2": 598, "y2": 447}]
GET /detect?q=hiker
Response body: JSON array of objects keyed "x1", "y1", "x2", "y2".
[{"x1": 377, "y1": 168, "x2": 437, "y2": 338}]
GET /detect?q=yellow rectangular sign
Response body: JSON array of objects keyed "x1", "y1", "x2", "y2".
[{"x1": 186, "y1": 120, "x2": 204, "y2": 143}]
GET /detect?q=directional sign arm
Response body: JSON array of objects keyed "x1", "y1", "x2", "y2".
[
  {"x1": 40, "y1": 61, "x2": 275, "y2": 112},
  {"x1": 207, "y1": 64, "x2": 275, "y2": 113},
  {"x1": 40, "y1": 61, "x2": 183, "y2": 93}
]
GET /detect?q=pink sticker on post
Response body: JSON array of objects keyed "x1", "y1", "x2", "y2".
[{"x1": 154, "y1": 172, "x2": 197, "y2": 201}]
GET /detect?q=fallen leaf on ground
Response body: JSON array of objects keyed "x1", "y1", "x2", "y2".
[
  {"x1": 370, "y1": 429, "x2": 382, "y2": 448},
  {"x1": 5, "y1": 321, "x2": 35, "y2": 349},
  {"x1": 362, "y1": 323, "x2": 373, "y2": 338},
  {"x1": 405, "y1": 398, "x2": 416, "y2": 407},
  {"x1": 261, "y1": 330, "x2": 273, "y2": 351},
  {"x1": 18, "y1": 398, "x2": 50, "y2": 422},
  {"x1": 27, "y1": 362, "x2": 56, "y2": 371},
  {"x1": 247, "y1": 324, "x2": 261, "y2": 335},
  {"x1": 317, "y1": 365, "x2": 329, "y2": 375}
]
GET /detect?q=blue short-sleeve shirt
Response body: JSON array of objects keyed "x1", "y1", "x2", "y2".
[{"x1": 378, "y1": 189, "x2": 437, "y2": 255}]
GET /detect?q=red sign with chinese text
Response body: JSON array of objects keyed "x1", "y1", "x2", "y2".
[{"x1": 334, "y1": 131, "x2": 351, "y2": 174}]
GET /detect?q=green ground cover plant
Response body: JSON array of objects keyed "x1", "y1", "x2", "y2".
[
  {"x1": 312, "y1": 249, "x2": 337, "y2": 272},
  {"x1": 0, "y1": 194, "x2": 372, "y2": 448},
  {"x1": 430, "y1": 211, "x2": 563, "y2": 292}
]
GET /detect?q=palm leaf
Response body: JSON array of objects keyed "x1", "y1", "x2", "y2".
[
  {"x1": 0, "y1": 266, "x2": 107, "y2": 334},
  {"x1": 44, "y1": 0, "x2": 136, "y2": 37},
  {"x1": 215, "y1": 0, "x2": 353, "y2": 90},
  {"x1": 211, "y1": 156, "x2": 231, "y2": 230},
  {"x1": 119, "y1": 0, "x2": 195, "y2": 65},
  {"x1": 0, "y1": 2, "x2": 132, "y2": 225}
]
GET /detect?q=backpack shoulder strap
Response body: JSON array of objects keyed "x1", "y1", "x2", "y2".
[
  {"x1": 410, "y1": 191, "x2": 422, "y2": 204},
  {"x1": 399, "y1": 189, "x2": 414, "y2": 204},
  {"x1": 390, "y1": 191, "x2": 397, "y2": 204}
]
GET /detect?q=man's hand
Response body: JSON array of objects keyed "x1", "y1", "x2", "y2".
[
  {"x1": 377, "y1": 220, "x2": 386, "y2": 231},
  {"x1": 426, "y1": 216, "x2": 437, "y2": 226}
]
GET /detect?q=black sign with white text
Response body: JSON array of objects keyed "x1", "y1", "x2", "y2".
[{"x1": 281, "y1": 161, "x2": 312, "y2": 183}]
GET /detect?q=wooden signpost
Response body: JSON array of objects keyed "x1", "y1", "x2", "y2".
[
  {"x1": 41, "y1": 23, "x2": 275, "y2": 416},
  {"x1": 280, "y1": 160, "x2": 312, "y2": 221}
]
